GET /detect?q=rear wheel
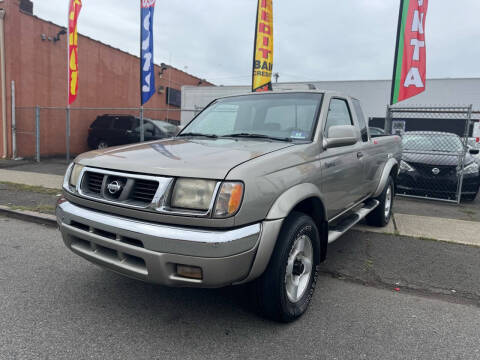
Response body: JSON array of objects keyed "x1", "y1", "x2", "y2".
[
  {"x1": 253, "y1": 212, "x2": 321, "y2": 322},
  {"x1": 366, "y1": 175, "x2": 394, "y2": 227}
]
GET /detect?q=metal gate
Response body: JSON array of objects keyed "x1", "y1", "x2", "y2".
[{"x1": 385, "y1": 105, "x2": 474, "y2": 204}]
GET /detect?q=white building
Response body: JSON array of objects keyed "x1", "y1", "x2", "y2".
[{"x1": 181, "y1": 78, "x2": 480, "y2": 126}]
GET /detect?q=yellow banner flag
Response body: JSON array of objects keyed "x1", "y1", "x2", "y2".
[
  {"x1": 68, "y1": 0, "x2": 82, "y2": 104},
  {"x1": 252, "y1": 0, "x2": 273, "y2": 92}
]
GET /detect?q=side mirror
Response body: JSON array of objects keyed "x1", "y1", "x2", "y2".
[
  {"x1": 469, "y1": 148, "x2": 480, "y2": 155},
  {"x1": 324, "y1": 125, "x2": 359, "y2": 149}
]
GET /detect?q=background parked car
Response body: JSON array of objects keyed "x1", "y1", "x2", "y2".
[
  {"x1": 87, "y1": 115, "x2": 179, "y2": 149},
  {"x1": 397, "y1": 131, "x2": 480, "y2": 201},
  {"x1": 467, "y1": 137, "x2": 480, "y2": 166}
]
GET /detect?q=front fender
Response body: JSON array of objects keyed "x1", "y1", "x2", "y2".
[
  {"x1": 266, "y1": 183, "x2": 326, "y2": 221},
  {"x1": 373, "y1": 157, "x2": 398, "y2": 197}
]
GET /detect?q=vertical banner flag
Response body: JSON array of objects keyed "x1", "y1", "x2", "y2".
[
  {"x1": 141, "y1": 0, "x2": 156, "y2": 105},
  {"x1": 391, "y1": 0, "x2": 429, "y2": 104},
  {"x1": 252, "y1": 0, "x2": 273, "y2": 92},
  {"x1": 68, "y1": 0, "x2": 82, "y2": 105}
]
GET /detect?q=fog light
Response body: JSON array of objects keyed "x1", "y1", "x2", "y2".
[{"x1": 176, "y1": 265, "x2": 202, "y2": 280}]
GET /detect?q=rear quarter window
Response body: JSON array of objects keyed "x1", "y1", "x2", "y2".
[{"x1": 352, "y1": 99, "x2": 368, "y2": 142}]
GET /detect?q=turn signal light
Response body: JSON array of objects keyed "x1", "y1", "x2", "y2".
[{"x1": 214, "y1": 182, "x2": 244, "y2": 218}]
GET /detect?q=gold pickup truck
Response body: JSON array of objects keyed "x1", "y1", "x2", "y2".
[{"x1": 57, "y1": 91, "x2": 402, "y2": 322}]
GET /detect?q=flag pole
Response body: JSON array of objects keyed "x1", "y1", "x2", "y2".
[
  {"x1": 251, "y1": 0, "x2": 260, "y2": 92},
  {"x1": 66, "y1": 2, "x2": 71, "y2": 162},
  {"x1": 386, "y1": 0, "x2": 405, "y2": 134},
  {"x1": 139, "y1": 0, "x2": 144, "y2": 142},
  {"x1": 390, "y1": 0, "x2": 405, "y2": 106}
]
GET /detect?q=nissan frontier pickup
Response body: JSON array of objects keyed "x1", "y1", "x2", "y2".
[{"x1": 57, "y1": 91, "x2": 402, "y2": 322}]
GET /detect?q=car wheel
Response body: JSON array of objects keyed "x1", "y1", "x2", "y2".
[
  {"x1": 97, "y1": 140, "x2": 109, "y2": 149},
  {"x1": 253, "y1": 212, "x2": 320, "y2": 322},
  {"x1": 366, "y1": 175, "x2": 394, "y2": 227}
]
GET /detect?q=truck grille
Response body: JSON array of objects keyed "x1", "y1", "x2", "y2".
[
  {"x1": 86, "y1": 172, "x2": 104, "y2": 194},
  {"x1": 79, "y1": 169, "x2": 172, "y2": 209},
  {"x1": 131, "y1": 179, "x2": 158, "y2": 203}
]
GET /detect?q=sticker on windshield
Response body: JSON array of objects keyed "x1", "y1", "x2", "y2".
[{"x1": 290, "y1": 131, "x2": 307, "y2": 139}]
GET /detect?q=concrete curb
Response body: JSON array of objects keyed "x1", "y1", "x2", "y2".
[
  {"x1": 0, "y1": 205, "x2": 57, "y2": 228},
  {"x1": 355, "y1": 212, "x2": 480, "y2": 248}
]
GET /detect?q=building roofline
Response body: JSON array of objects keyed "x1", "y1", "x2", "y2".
[
  {"x1": 182, "y1": 77, "x2": 480, "y2": 91},
  {"x1": 18, "y1": 8, "x2": 211, "y2": 84}
]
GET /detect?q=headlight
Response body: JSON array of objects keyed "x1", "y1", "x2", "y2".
[
  {"x1": 171, "y1": 178, "x2": 217, "y2": 211},
  {"x1": 63, "y1": 163, "x2": 84, "y2": 192},
  {"x1": 214, "y1": 182, "x2": 244, "y2": 218},
  {"x1": 400, "y1": 160, "x2": 414, "y2": 172},
  {"x1": 70, "y1": 164, "x2": 84, "y2": 187},
  {"x1": 461, "y1": 162, "x2": 479, "y2": 175}
]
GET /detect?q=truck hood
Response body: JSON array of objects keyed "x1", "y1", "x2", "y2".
[{"x1": 75, "y1": 138, "x2": 294, "y2": 179}]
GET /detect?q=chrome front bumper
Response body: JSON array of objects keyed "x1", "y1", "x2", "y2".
[{"x1": 56, "y1": 200, "x2": 264, "y2": 287}]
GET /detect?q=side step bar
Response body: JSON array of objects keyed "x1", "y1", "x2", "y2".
[{"x1": 327, "y1": 199, "x2": 380, "y2": 244}]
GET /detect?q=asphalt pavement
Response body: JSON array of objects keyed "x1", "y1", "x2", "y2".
[{"x1": 1, "y1": 217, "x2": 479, "y2": 359}]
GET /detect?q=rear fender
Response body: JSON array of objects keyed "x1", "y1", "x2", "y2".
[{"x1": 373, "y1": 158, "x2": 398, "y2": 197}]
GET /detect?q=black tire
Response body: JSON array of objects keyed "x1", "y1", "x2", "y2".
[
  {"x1": 252, "y1": 212, "x2": 321, "y2": 322},
  {"x1": 96, "y1": 140, "x2": 109, "y2": 149},
  {"x1": 366, "y1": 175, "x2": 394, "y2": 227}
]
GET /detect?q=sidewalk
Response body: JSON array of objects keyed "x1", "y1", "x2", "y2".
[
  {"x1": 0, "y1": 169, "x2": 63, "y2": 189},
  {"x1": 355, "y1": 213, "x2": 480, "y2": 247}
]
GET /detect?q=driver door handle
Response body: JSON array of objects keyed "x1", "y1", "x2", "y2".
[{"x1": 357, "y1": 152, "x2": 364, "y2": 159}]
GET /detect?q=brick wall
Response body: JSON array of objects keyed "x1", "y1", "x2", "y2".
[{"x1": 0, "y1": 0, "x2": 211, "y2": 158}]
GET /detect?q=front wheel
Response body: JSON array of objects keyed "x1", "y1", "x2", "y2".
[
  {"x1": 253, "y1": 212, "x2": 321, "y2": 322},
  {"x1": 366, "y1": 175, "x2": 394, "y2": 227}
]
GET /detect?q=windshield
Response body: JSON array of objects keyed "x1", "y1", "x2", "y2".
[
  {"x1": 402, "y1": 133, "x2": 464, "y2": 153},
  {"x1": 180, "y1": 93, "x2": 323, "y2": 141}
]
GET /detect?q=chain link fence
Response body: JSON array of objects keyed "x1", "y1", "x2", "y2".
[
  {"x1": 12, "y1": 106, "x2": 199, "y2": 162},
  {"x1": 386, "y1": 105, "x2": 477, "y2": 203}
]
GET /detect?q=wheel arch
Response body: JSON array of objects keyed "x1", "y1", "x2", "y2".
[
  {"x1": 266, "y1": 183, "x2": 328, "y2": 262},
  {"x1": 373, "y1": 158, "x2": 398, "y2": 197}
]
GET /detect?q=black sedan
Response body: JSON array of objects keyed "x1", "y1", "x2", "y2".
[{"x1": 397, "y1": 132, "x2": 480, "y2": 201}]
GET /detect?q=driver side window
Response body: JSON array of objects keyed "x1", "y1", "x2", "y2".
[{"x1": 325, "y1": 99, "x2": 353, "y2": 137}]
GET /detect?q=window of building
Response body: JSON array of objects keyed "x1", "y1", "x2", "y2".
[{"x1": 166, "y1": 87, "x2": 181, "y2": 107}]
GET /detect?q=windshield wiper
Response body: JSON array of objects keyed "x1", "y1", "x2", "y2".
[
  {"x1": 178, "y1": 132, "x2": 218, "y2": 139},
  {"x1": 222, "y1": 133, "x2": 293, "y2": 142}
]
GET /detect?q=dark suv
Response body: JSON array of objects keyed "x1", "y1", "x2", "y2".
[{"x1": 87, "y1": 115, "x2": 179, "y2": 149}]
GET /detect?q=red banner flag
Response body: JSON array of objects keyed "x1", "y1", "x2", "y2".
[
  {"x1": 391, "y1": 0, "x2": 428, "y2": 104},
  {"x1": 68, "y1": 0, "x2": 82, "y2": 105}
]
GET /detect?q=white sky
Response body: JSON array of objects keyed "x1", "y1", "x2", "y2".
[{"x1": 33, "y1": 0, "x2": 480, "y2": 85}]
